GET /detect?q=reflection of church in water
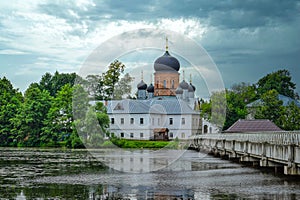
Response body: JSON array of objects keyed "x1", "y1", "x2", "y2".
[{"x1": 107, "y1": 39, "x2": 218, "y2": 140}]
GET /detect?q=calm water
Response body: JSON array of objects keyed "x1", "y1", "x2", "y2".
[{"x1": 0, "y1": 147, "x2": 300, "y2": 200}]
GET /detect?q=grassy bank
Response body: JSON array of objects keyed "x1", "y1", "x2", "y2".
[{"x1": 107, "y1": 137, "x2": 180, "y2": 149}]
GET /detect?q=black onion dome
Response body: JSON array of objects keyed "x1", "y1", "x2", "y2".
[
  {"x1": 188, "y1": 83, "x2": 195, "y2": 92},
  {"x1": 147, "y1": 83, "x2": 154, "y2": 93},
  {"x1": 154, "y1": 51, "x2": 180, "y2": 72},
  {"x1": 137, "y1": 80, "x2": 147, "y2": 90},
  {"x1": 179, "y1": 80, "x2": 189, "y2": 90},
  {"x1": 191, "y1": 83, "x2": 196, "y2": 91},
  {"x1": 175, "y1": 86, "x2": 183, "y2": 94}
]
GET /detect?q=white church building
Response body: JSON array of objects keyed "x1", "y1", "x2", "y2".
[{"x1": 106, "y1": 41, "x2": 217, "y2": 140}]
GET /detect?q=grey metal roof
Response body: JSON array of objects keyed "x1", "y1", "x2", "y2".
[
  {"x1": 247, "y1": 94, "x2": 300, "y2": 108},
  {"x1": 107, "y1": 96, "x2": 199, "y2": 115}
]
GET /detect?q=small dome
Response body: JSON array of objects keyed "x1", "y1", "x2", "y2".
[
  {"x1": 147, "y1": 83, "x2": 154, "y2": 93},
  {"x1": 137, "y1": 80, "x2": 147, "y2": 90},
  {"x1": 175, "y1": 86, "x2": 183, "y2": 94},
  {"x1": 154, "y1": 51, "x2": 180, "y2": 72},
  {"x1": 188, "y1": 83, "x2": 195, "y2": 92},
  {"x1": 179, "y1": 80, "x2": 189, "y2": 90},
  {"x1": 191, "y1": 83, "x2": 196, "y2": 91}
]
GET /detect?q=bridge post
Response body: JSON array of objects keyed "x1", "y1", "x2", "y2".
[
  {"x1": 229, "y1": 140, "x2": 237, "y2": 159},
  {"x1": 284, "y1": 144, "x2": 300, "y2": 175},
  {"x1": 260, "y1": 142, "x2": 268, "y2": 167},
  {"x1": 220, "y1": 139, "x2": 227, "y2": 158},
  {"x1": 243, "y1": 141, "x2": 248, "y2": 153}
]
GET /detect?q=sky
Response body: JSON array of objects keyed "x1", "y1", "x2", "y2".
[{"x1": 0, "y1": 0, "x2": 299, "y2": 98}]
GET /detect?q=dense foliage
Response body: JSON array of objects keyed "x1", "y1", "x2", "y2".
[
  {"x1": 257, "y1": 69, "x2": 298, "y2": 99},
  {"x1": 84, "y1": 60, "x2": 133, "y2": 100},
  {"x1": 202, "y1": 69, "x2": 300, "y2": 131},
  {"x1": 109, "y1": 137, "x2": 179, "y2": 149},
  {"x1": 0, "y1": 61, "x2": 130, "y2": 148},
  {"x1": 0, "y1": 77, "x2": 23, "y2": 146},
  {"x1": 0, "y1": 72, "x2": 112, "y2": 148},
  {"x1": 1, "y1": 67, "x2": 299, "y2": 148}
]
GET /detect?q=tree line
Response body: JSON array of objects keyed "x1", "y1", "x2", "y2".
[
  {"x1": 1, "y1": 66, "x2": 299, "y2": 148},
  {"x1": 201, "y1": 69, "x2": 300, "y2": 131},
  {"x1": 0, "y1": 60, "x2": 132, "y2": 148}
]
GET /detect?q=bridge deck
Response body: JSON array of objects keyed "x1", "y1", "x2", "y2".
[{"x1": 190, "y1": 132, "x2": 300, "y2": 175}]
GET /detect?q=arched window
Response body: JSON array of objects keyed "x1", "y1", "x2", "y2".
[
  {"x1": 172, "y1": 80, "x2": 174, "y2": 89},
  {"x1": 204, "y1": 125, "x2": 208, "y2": 134},
  {"x1": 163, "y1": 80, "x2": 166, "y2": 88}
]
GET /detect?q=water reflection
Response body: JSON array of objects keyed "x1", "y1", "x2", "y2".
[
  {"x1": 1, "y1": 148, "x2": 300, "y2": 199},
  {"x1": 89, "y1": 149, "x2": 190, "y2": 173}
]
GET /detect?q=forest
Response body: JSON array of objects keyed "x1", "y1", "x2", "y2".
[
  {"x1": 1, "y1": 63, "x2": 300, "y2": 148},
  {"x1": 201, "y1": 69, "x2": 300, "y2": 131},
  {"x1": 0, "y1": 60, "x2": 129, "y2": 148}
]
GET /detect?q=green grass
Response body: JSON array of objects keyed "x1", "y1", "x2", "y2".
[{"x1": 109, "y1": 137, "x2": 179, "y2": 149}]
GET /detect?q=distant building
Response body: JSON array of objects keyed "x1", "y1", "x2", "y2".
[
  {"x1": 224, "y1": 119, "x2": 282, "y2": 133},
  {"x1": 202, "y1": 119, "x2": 220, "y2": 134},
  {"x1": 246, "y1": 94, "x2": 300, "y2": 119},
  {"x1": 106, "y1": 39, "x2": 204, "y2": 140}
]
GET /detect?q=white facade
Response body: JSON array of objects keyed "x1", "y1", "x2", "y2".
[
  {"x1": 107, "y1": 98, "x2": 202, "y2": 140},
  {"x1": 105, "y1": 45, "x2": 213, "y2": 139},
  {"x1": 202, "y1": 118, "x2": 220, "y2": 134}
]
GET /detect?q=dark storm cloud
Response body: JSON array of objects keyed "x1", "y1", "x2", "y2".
[
  {"x1": 37, "y1": 0, "x2": 300, "y2": 30},
  {"x1": 98, "y1": 0, "x2": 300, "y2": 28},
  {"x1": 1, "y1": 0, "x2": 299, "y2": 93}
]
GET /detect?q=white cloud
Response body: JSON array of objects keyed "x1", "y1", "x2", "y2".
[
  {"x1": 0, "y1": 49, "x2": 28, "y2": 55},
  {"x1": 157, "y1": 18, "x2": 208, "y2": 39},
  {"x1": 74, "y1": 0, "x2": 96, "y2": 10},
  {"x1": 1, "y1": 9, "x2": 208, "y2": 83},
  {"x1": 1, "y1": 1, "x2": 299, "y2": 94}
]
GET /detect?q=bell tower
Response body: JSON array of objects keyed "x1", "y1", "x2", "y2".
[{"x1": 153, "y1": 37, "x2": 180, "y2": 96}]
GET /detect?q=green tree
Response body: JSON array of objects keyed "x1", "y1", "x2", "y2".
[
  {"x1": 85, "y1": 74, "x2": 105, "y2": 100},
  {"x1": 257, "y1": 69, "x2": 297, "y2": 99},
  {"x1": 279, "y1": 102, "x2": 300, "y2": 131},
  {"x1": 71, "y1": 84, "x2": 90, "y2": 148},
  {"x1": 39, "y1": 71, "x2": 77, "y2": 96},
  {"x1": 202, "y1": 83, "x2": 257, "y2": 130},
  {"x1": 84, "y1": 60, "x2": 127, "y2": 100},
  {"x1": 113, "y1": 73, "x2": 134, "y2": 99},
  {"x1": 210, "y1": 90, "x2": 227, "y2": 129},
  {"x1": 84, "y1": 107, "x2": 104, "y2": 147},
  {"x1": 103, "y1": 60, "x2": 125, "y2": 100},
  {"x1": 42, "y1": 84, "x2": 89, "y2": 148},
  {"x1": 224, "y1": 83, "x2": 257, "y2": 130},
  {"x1": 94, "y1": 102, "x2": 110, "y2": 132},
  {"x1": 42, "y1": 84, "x2": 74, "y2": 146},
  {"x1": 0, "y1": 77, "x2": 23, "y2": 146},
  {"x1": 231, "y1": 82, "x2": 257, "y2": 104},
  {"x1": 200, "y1": 100, "x2": 211, "y2": 120},
  {"x1": 255, "y1": 89, "x2": 284, "y2": 127},
  {"x1": 12, "y1": 84, "x2": 52, "y2": 146}
]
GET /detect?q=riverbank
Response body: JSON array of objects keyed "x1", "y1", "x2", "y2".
[
  {"x1": 0, "y1": 137, "x2": 181, "y2": 149},
  {"x1": 108, "y1": 137, "x2": 180, "y2": 149}
]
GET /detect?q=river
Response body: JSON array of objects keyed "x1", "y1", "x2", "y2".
[{"x1": 0, "y1": 147, "x2": 300, "y2": 199}]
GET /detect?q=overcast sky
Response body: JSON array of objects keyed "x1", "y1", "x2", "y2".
[{"x1": 0, "y1": 0, "x2": 299, "y2": 97}]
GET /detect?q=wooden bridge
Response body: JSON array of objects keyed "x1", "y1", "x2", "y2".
[{"x1": 189, "y1": 132, "x2": 300, "y2": 175}]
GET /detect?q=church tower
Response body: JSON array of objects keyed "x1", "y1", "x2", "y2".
[
  {"x1": 137, "y1": 71, "x2": 147, "y2": 99},
  {"x1": 153, "y1": 37, "x2": 180, "y2": 96}
]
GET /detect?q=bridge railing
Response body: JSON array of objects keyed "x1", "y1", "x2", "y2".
[{"x1": 193, "y1": 131, "x2": 300, "y2": 146}]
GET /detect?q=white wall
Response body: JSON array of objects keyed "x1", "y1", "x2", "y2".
[
  {"x1": 108, "y1": 113, "x2": 201, "y2": 140},
  {"x1": 202, "y1": 118, "x2": 220, "y2": 134}
]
